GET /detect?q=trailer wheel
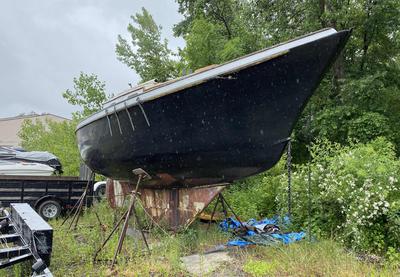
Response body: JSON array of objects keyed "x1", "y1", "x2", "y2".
[
  {"x1": 94, "y1": 181, "x2": 107, "y2": 201},
  {"x1": 38, "y1": 200, "x2": 61, "y2": 220}
]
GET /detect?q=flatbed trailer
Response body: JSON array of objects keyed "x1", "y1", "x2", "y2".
[{"x1": 0, "y1": 175, "x2": 93, "y2": 220}]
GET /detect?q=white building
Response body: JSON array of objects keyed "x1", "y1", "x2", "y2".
[{"x1": 0, "y1": 113, "x2": 70, "y2": 146}]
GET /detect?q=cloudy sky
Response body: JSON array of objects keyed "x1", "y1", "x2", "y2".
[{"x1": 0, "y1": 0, "x2": 184, "y2": 119}]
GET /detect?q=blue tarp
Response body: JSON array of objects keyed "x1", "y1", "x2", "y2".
[{"x1": 220, "y1": 217, "x2": 306, "y2": 247}]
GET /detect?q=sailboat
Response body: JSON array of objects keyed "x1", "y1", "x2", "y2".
[{"x1": 76, "y1": 28, "x2": 351, "y2": 188}]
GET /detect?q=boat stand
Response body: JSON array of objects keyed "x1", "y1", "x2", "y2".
[
  {"x1": 93, "y1": 170, "x2": 150, "y2": 268},
  {"x1": 207, "y1": 193, "x2": 248, "y2": 231},
  {"x1": 61, "y1": 172, "x2": 95, "y2": 230}
]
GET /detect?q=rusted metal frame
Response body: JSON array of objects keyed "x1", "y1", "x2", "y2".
[
  {"x1": 69, "y1": 173, "x2": 94, "y2": 230},
  {"x1": 183, "y1": 186, "x2": 226, "y2": 230},
  {"x1": 218, "y1": 194, "x2": 248, "y2": 231},
  {"x1": 136, "y1": 199, "x2": 170, "y2": 236},
  {"x1": 92, "y1": 209, "x2": 128, "y2": 263},
  {"x1": 132, "y1": 205, "x2": 150, "y2": 253},
  {"x1": 61, "y1": 190, "x2": 85, "y2": 226},
  {"x1": 107, "y1": 181, "x2": 228, "y2": 230},
  {"x1": 67, "y1": 172, "x2": 95, "y2": 230},
  {"x1": 170, "y1": 189, "x2": 179, "y2": 230},
  {"x1": 206, "y1": 196, "x2": 220, "y2": 231},
  {"x1": 207, "y1": 193, "x2": 234, "y2": 231},
  {"x1": 111, "y1": 174, "x2": 150, "y2": 268},
  {"x1": 112, "y1": 175, "x2": 142, "y2": 264},
  {"x1": 219, "y1": 194, "x2": 228, "y2": 217},
  {"x1": 206, "y1": 193, "x2": 229, "y2": 231}
]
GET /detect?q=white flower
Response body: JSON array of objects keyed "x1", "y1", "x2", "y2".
[{"x1": 388, "y1": 176, "x2": 396, "y2": 185}]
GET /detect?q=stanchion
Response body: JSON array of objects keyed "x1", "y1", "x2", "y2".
[
  {"x1": 207, "y1": 193, "x2": 248, "y2": 231},
  {"x1": 93, "y1": 169, "x2": 151, "y2": 268},
  {"x1": 61, "y1": 172, "x2": 95, "y2": 230}
]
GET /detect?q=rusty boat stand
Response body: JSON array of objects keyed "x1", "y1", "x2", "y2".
[
  {"x1": 93, "y1": 170, "x2": 150, "y2": 268},
  {"x1": 206, "y1": 193, "x2": 248, "y2": 232},
  {"x1": 94, "y1": 169, "x2": 248, "y2": 269},
  {"x1": 61, "y1": 172, "x2": 95, "y2": 230}
]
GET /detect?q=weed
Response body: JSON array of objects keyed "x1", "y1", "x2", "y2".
[
  {"x1": 1, "y1": 202, "x2": 399, "y2": 276},
  {"x1": 243, "y1": 260, "x2": 277, "y2": 276}
]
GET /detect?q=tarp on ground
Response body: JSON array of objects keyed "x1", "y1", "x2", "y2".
[{"x1": 220, "y1": 216, "x2": 306, "y2": 247}]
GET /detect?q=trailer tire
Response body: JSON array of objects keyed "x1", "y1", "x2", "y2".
[
  {"x1": 38, "y1": 200, "x2": 61, "y2": 220},
  {"x1": 94, "y1": 181, "x2": 106, "y2": 201}
]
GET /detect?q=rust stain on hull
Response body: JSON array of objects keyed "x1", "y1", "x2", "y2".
[{"x1": 106, "y1": 179, "x2": 226, "y2": 230}]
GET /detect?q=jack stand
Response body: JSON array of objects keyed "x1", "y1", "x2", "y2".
[
  {"x1": 61, "y1": 172, "x2": 95, "y2": 230},
  {"x1": 93, "y1": 169, "x2": 151, "y2": 268},
  {"x1": 207, "y1": 193, "x2": 247, "y2": 231}
]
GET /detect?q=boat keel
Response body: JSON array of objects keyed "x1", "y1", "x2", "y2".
[{"x1": 106, "y1": 179, "x2": 227, "y2": 230}]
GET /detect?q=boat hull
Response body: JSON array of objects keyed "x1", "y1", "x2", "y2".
[{"x1": 77, "y1": 30, "x2": 351, "y2": 187}]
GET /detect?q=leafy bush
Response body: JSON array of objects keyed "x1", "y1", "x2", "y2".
[
  {"x1": 226, "y1": 138, "x2": 399, "y2": 256},
  {"x1": 18, "y1": 118, "x2": 80, "y2": 176},
  {"x1": 224, "y1": 158, "x2": 286, "y2": 219},
  {"x1": 348, "y1": 112, "x2": 391, "y2": 142},
  {"x1": 276, "y1": 138, "x2": 400, "y2": 254}
]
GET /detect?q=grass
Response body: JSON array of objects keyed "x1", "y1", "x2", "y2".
[{"x1": 1, "y1": 201, "x2": 399, "y2": 276}]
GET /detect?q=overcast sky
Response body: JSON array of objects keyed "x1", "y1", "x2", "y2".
[{"x1": 0, "y1": 0, "x2": 184, "y2": 119}]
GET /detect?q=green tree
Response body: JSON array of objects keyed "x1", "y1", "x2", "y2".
[
  {"x1": 18, "y1": 119, "x2": 80, "y2": 176},
  {"x1": 243, "y1": 0, "x2": 400, "y2": 157},
  {"x1": 19, "y1": 72, "x2": 110, "y2": 176},
  {"x1": 174, "y1": 0, "x2": 239, "y2": 39},
  {"x1": 116, "y1": 7, "x2": 179, "y2": 82},
  {"x1": 183, "y1": 18, "x2": 226, "y2": 69},
  {"x1": 179, "y1": 1, "x2": 268, "y2": 71},
  {"x1": 62, "y1": 72, "x2": 108, "y2": 119}
]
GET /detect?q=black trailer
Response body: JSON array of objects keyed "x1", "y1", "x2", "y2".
[{"x1": 0, "y1": 176, "x2": 93, "y2": 220}]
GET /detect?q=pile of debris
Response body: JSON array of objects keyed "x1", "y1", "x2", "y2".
[{"x1": 220, "y1": 216, "x2": 306, "y2": 247}]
